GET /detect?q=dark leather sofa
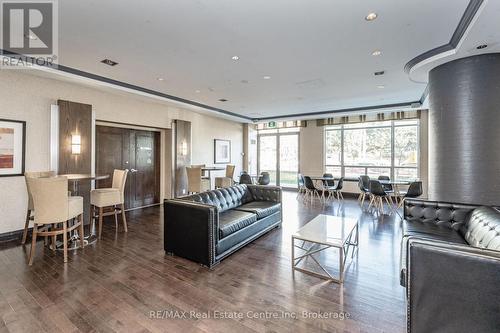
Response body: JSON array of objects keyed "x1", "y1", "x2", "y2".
[
  {"x1": 164, "y1": 184, "x2": 282, "y2": 268},
  {"x1": 401, "y1": 199, "x2": 500, "y2": 333}
]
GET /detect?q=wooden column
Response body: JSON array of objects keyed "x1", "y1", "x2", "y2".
[
  {"x1": 174, "y1": 120, "x2": 191, "y2": 197},
  {"x1": 57, "y1": 100, "x2": 92, "y2": 223}
]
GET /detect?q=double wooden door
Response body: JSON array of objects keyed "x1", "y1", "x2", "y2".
[{"x1": 96, "y1": 125, "x2": 160, "y2": 210}]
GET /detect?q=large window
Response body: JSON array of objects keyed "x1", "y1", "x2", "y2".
[{"x1": 324, "y1": 120, "x2": 419, "y2": 180}]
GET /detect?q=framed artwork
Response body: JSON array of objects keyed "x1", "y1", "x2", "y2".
[
  {"x1": 0, "y1": 119, "x2": 26, "y2": 177},
  {"x1": 214, "y1": 139, "x2": 231, "y2": 164}
]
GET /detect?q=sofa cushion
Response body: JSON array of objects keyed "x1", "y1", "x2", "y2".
[
  {"x1": 465, "y1": 207, "x2": 500, "y2": 251},
  {"x1": 403, "y1": 221, "x2": 468, "y2": 245},
  {"x1": 234, "y1": 201, "x2": 281, "y2": 219},
  {"x1": 219, "y1": 210, "x2": 257, "y2": 239}
]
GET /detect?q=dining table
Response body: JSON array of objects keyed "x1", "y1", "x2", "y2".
[{"x1": 58, "y1": 173, "x2": 110, "y2": 249}]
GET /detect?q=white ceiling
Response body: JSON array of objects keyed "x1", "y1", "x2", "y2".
[{"x1": 27, "y1": 0, "x2": 499, "y2": 120}]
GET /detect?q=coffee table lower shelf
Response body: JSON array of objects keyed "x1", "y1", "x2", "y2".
[{"x1": 291, "y1": 215, "x2": 359, "y2": 283}]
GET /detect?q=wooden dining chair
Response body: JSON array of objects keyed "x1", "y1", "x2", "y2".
[
  {"x1": 90, "y1": 169, "x2": 129, "y2": 239},
  {"x1": 23, "y1": 171, "x2": 56, "y2": 245},
  {"x1": 215, "y1": 165, "x2": 235, "y2": 188},
  {"x1": 28, "y1": 176, "x2": 84, "y2": 265},
  {"x1": 186, "y1": 167, "x2": 210, "y2": 194}
]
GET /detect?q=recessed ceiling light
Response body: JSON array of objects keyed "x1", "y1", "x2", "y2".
[
  {"x1": 365, "y1": 12, "x2": 378, "y2": 21},
  {"x1": 372, "y1": 50, "x2": 382, "y2": 56},
  {"x1": 377, "y1": 85, "x2": 385, "y2": 89},
  {"x1": 195, "y1": 90, "x2": 201, "y2": 93},
  {"x1": 374, "y1": 70, "x2": 385, "y2": 76},
  {"x1": 157, "y1": 77, "x2": 165, "y2": 81},
  {"x1": 231, "y1": 56, "x2": 240, "y2": 61},
  {"x1": 218, "y1": 98, "x2": 228, "y2": 102},
  {"x1": 476, "y1": 44, "x2": 488, "y2": 50},
  {"x1": 101, "y1": 59, "x2": 118, "y2": 66},
  {"x1": 263, "y1": 76, "x2": 271, "y2": 80}
]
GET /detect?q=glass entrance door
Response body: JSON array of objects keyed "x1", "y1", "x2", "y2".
[
  {"x1": 258, "y1": 132, "x2": 299, "y2": 188},
  {"x1": 257, "y1": 135, "x2": 277, "y2": 185}
]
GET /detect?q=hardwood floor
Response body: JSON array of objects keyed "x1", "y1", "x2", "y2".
[{"x1": 0, "y1": 191, "x2": 406, "y2": 333}]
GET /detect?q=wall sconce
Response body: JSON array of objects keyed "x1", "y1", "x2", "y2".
[
  {"x1": 181, "y1": 140, "x2": 188, "y2": 156},
  {"x1": 71, "y1": 134, "x2": 81, "y2": 154}
]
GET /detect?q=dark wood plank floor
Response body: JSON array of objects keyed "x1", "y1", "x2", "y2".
[{"x1": 0, "y1": 191, "x2": 406, "y2": 333}]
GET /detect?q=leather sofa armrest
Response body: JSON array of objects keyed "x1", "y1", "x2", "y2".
[
  {"x1": 406, "y1": 239, "x2": 500, "y2": 333},
  {"x1": 247, "y1": 185, "x2": 282, "y2": 203},
  {"x1": 164, "y1": 199, "x2": 218, "y2": 268}
]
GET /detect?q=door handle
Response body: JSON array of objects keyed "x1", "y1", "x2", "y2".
[{"x1": 131, "y1": 168, "x2": 138, "y2": 173}]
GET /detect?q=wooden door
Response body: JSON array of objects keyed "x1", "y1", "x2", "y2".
[{"x1": 96, "y1": 126, "x2": 160, "y2": 210}]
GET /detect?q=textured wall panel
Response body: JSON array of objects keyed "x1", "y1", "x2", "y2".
[{"x1": 428, "y1": 53, "x2": 500, "y2": 205}]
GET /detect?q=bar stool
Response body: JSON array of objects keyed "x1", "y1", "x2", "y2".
[
  {"x1": 186, "y1": 166, "x2": 210, "y2": 194},
  {"x1": 23, "y1": 171, "x2": 56, "y2": 245},
  {"x1": 28, "y1": 176, "x2": 84, "y2": 265},
  {"x1": 215, "y1": 165, "x2": 235, "y2": 188},
  {"x1": 90, "y1": 169, "x2": 128, "y2": 239}
]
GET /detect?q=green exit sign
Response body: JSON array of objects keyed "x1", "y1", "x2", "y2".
[{"x1": 268, "y1": 121, "x2": 277, "y2": 128}]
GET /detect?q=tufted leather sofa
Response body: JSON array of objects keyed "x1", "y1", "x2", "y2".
[
  {"x1": 401, "y1": 199, "x2": 500, "y2": 333},
  {"x1": 164, "y1": 184, "x2": 282, "y2": 268}
]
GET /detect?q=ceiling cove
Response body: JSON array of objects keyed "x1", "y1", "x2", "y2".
[{"x1": 1, "y1": 0, "x2": 485, "y2": 122}]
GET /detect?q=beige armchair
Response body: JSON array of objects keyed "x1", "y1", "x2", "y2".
[
  {"x1": 186, "y1": 167, "x2": 210, "y2": 194},
  {"x1": 23, "y1": 171, "x2": 56, "y2": 245},
  {"x1": 215, "y1": 165, "x2": 235, "y2": 188},
  {"x1": 28, "y1": 176, "x2": 84, "y2": 265},
  {"x1": 90, "y1": 169, "x2": 128, "y2": 239}
]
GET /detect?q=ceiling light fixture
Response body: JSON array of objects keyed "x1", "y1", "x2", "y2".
[
  {"x1": 263, "y1": 76, "x2": 271, "y2": 80},
  {"x1": 374, "y1": 70, "x2": 385, "y2": 76},
  {"x1": 372, "y1": 50, "x2": 382, "y2": 56},
  {"x1": 231, "y1": 56, "x2": 240, "y2": 61},
  {"x1": 157, "y1": 77, "x2": 165, "y2": 81},
  {"x1": 365, "y1": 12, "x2": 378, "y2": 21},
  {"x1": 476, "y1": 44, "x2": 488, "y2": 50},
  {"x1": 195, "y1": 90, "x2": 201, "y2": 93},
  {"x1": 377, "y1": 85, "x2": 385, "y2": 89}
]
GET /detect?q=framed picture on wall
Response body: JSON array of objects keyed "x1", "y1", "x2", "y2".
[
  {"x1": 214, "y1": 139, "x2": 231, "y2": 164},
  {"x1": 0, "y1": 119, "x2": 26, "y2": 177}
]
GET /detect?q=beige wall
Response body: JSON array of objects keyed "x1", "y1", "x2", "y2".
[
  {"x1": 0, "y1": 70, "x2": 243, "y2": 234},
  {"x1": 299, "y1": 111, "x2": 429, "y2": 194}
]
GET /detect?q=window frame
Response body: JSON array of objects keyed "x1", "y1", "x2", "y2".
[{"x1": 324, "y1": 120, "x2": 420, "y2": 180}]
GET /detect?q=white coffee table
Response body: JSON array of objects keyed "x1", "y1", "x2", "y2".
[{"x1": 292, "y1": 214, "x2": 359, "y2": 283}]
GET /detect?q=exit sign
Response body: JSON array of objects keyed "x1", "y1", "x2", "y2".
[{"x1": 268, "y1": 121, "x2": 277, "y2": 128}]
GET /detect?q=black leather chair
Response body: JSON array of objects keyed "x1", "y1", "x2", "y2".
[
  {"x1": 164, "y1": 184, "x2": 282, "y2": 268},
  {"x1": 239, "y1": 172, "x2": 253, "y2": 185},
  {"x1": 258, "y1": 172, "x2": 270, "y2": 185},
  {"x1": 401, "y1": 199, "x2": 500, "y2": 333},
  {"x1": 369, "y1": 180, "x2": 391, "y2": 214},
  {"x1": 358, "y1": 175, "x2": 371, "y2": 205},
  {"x1": 397, "y1": 181, "x2": 423, "y2": 208},
  {"x1": 303, "y1": 176, "x2": 323, "y2": 204},
  {"x1": 378, "y1": 175, "x2": 393, "y2": 192},
  {"x1": 322, "y1": 173, "x2": 335, "y2": 187}
]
